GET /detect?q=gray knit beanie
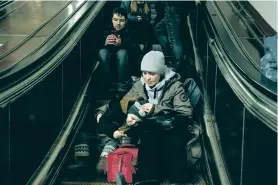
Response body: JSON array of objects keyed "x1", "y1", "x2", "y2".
[{"x1": 141, "y1": 51, "x2": 166, "y2": 74}]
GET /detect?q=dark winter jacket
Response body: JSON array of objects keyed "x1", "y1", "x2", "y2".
[
  {"x1": 102, "y1": 25, "x2": 131, "y2": 50},
  {"x1": 120, "y1": 1, "x2": 151, "y2": 23}
]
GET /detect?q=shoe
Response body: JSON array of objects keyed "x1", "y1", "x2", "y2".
[
  {"x1": 116, "y1": 173, "x2": 126, "y2": 185},
  {"x1": 68, "y1": 144, "x2": 90, "y2": 170},
  {"x1": 138, "y1": 44, "x2": 145, "y2": 52},
  {"x1": 96, "y1": 156, "x2": 106, "y2": 174},
  {"x1": 134, "y1": 180, "x2": 159, "y2": 185}
]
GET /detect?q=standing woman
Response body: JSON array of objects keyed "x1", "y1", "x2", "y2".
[
  {"x1": 155, "y1": 1, "x2": 195, "y2": 71},
  {"x1": 121, "y1": 0, "x2": 155, "y2": 50}
]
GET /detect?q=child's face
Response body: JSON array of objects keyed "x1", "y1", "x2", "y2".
[{"x1": 112, "y1": 13, "x2": 127, "y2": 31}]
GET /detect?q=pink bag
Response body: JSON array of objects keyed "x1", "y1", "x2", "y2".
[{"x1": 103, "y1": 147, "x2": 138, "y2": 183}]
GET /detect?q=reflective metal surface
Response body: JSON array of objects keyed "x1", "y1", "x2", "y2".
[
  {"x1": 0, "y1": 36, "x2": 46, "y2": 71},
  {"x1": 0, "y1": 1, "x2": 105, "y2": 184},
  {"x1": 216, "y1": 2, "x2": 264, "y2": 69},
  {"x1": 206, "y1": 1, "x2": 277, "y2": 95},
  {"x1": 0, "y1": 1, "x2": 68, "y2": 35},
  {"x1": 192, "y1": 2, "x2": 277, "y2": 184},
  {"x1": 0, "y1": 1, "x2": 95, "y2": 77}
]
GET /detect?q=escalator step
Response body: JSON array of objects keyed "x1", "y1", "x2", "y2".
[
  {"x1": 61, "y1": 181, "x2": 167, "y2": 185},
  {"x1": 61, "y1": 174, "x2": 206, "y2": 185},
  {"x1": 193, "y1": 174, "x2": 207, "y2": 185}
]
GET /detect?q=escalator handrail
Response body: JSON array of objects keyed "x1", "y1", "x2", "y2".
[
  {"x1": 25, "y1": 2, "x2": 105, "y2": 184},
  {"x1": 188, "y1": 15, "x2": 233, "y2": 185},
  {"x1": 203, "y1": 3, "x2": 277, "y2": 132},
  {"x1": 0, "y1": 1, "x2": 73, "y2": 62},
  {"x1": 26, "y1": 62, "x2": 98, "y2": 185},
  {"x1": 229, "y1": 1, "x2": 264, "y2": 47},
  {"x1": 0, "y1": 1, "x2": 105, "y2": 108},
  {"x1": 209, "y1": 37, "x2": 276, "y2": 132},
  {"x1": 206, "y1": 1, "x2": 277, "y2": 97},
  {"x1": 0, "y1": 0, "x2": 14, "y2": 11},
  {"x1": 239, "y1": 1, "x2": 277, "y2": 36},
  {"x1": 213, "y1": 2, "x2": 260, "y2": 71},
  {"x1": 0, "y1": 1, "x2": 96, "y2": 89},
  {"x1": 0, "y1": 1, "x2": 96, "y2": 83}
]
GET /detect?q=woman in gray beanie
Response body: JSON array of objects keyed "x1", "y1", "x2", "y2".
[{"x1": 96, "y1": 50, "x2": 193, "y2": 185}]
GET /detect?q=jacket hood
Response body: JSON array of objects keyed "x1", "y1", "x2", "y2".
[
  {"x1": 140, "y1": 67, "x2": 181, "y2": 104},
  {"x1": 140, "y1": 67, "x2": 180, "y2": 87}
]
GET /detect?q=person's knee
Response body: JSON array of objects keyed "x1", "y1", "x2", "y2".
[
  {"x1": 116, "y1": 49, "x2": 128, "y2": 63},
  {"x1": 154, "y1": 23, "x2": 161, "y2": 35},
  {"x1": 99, "y1": 49, "x2": 109, "y2": 62},
  {"x1": 116, "y1": 49, "x2": 128, "y2": 57}
]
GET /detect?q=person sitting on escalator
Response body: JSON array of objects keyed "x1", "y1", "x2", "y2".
[
  {"x1": 96, "y1": 51, "x2": 193, "y2": 185},
  {"x1": 94, "y1": 96, "x2": 143, "y2": 174},
  {"x1": 98, "y1": 7, "x2": 132, "y2": 96},
  {"x1": 121, "y1": 0, "x2": 155, "y2": 52}
]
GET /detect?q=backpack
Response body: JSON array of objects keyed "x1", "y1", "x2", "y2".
[
  {"x1": 103, "y1": 147, "x2": 138, "y2": 183},
  {"x1": 183, "y1": 78, "x2": 203, "y2": 110},
  {"x1": 183, "y1": 78, "x2": 203, "y2": 169}
]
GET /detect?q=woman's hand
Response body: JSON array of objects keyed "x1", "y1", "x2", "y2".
[
  {"x1": 113, "y1": 130, "x2": 127, "y2": 139},
  {"x1": 142, "y1": 103, "x2": 154, "y2": 113},
  {"x1": 126, "y1": 113, "x2": 140, "y2": 126},
  {"x1": 96, "y1": 114, "x2": 102, "y2": 123},
  {"x1": 137, "y1": 16, "x2": 142, "y2": 21}
]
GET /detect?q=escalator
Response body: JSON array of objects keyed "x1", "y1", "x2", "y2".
[
  {"x1": 188, "y1": 1, "x2": 276, "y2": 185},
  {"x1": 0, "y1": 1, "x2": 276, "y2": 185},
  {"x1": 58, "y1": 2, "x2": 276, "y2": 185},
  {"x1": 0, "y1": 1, "x2": 106, "y2": 185}
]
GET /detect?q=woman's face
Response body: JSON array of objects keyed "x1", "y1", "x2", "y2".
[{"x1": 142, "y1": 71, "x2": 161, "y2": 87}]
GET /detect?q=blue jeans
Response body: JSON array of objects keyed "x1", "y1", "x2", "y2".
[
  {"x1": 98, "y1": 48, "x2": 129, "y2": 83},
  {"x1": 155, "y1": 6, "x2": 183, "y2": 63}
]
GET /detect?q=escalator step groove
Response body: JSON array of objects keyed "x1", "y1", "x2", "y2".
[{"x1": 61, "y1": 174, "x2": 206, "y2": 185}]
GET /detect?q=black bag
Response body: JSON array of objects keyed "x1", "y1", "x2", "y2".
[{"x1": 142, "y1": 113, "x2": 190, "y2": 131}]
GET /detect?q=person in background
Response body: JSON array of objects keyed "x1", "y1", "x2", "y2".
[
  {"x1": 155, "y1": 1, "x2": 195, "y2": 71},
  {"x1": 98, "y1": 7, "x2": 132, "y2": 96},
  {"x1": 260, "y1": 34, "x2": 277, "y2": 82},
  {"x1": 121, "y1": 0, "x2": 155, "y2": 52}
]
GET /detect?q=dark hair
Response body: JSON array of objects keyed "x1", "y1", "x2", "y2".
[{"x1": 112, "y1": 7, "x2": 127, "y2": 19}]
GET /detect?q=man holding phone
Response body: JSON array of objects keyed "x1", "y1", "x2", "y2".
[{"x1": 99, "y1": 7, "x2": 131, "y2": 97}]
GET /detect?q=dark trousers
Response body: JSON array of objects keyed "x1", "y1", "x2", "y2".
[
  {"x1": 155, "y1": 6, "x2": 183, "y2": 63},
  {"x1": 129, "y1": 21, "x2": 156, "y2": 46},
  {"x1": 135, "y1": 128, "x2": 187, "y2": 184},
  {"x1": 98, "y1": 101, "x2": 126, "y2": 138},
  {"x1": 98, "y1": 48, "x2": 129, "y2": 84},
  {"x1": 98, "y1": 101, "x2": 139, "y2": 144}
]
